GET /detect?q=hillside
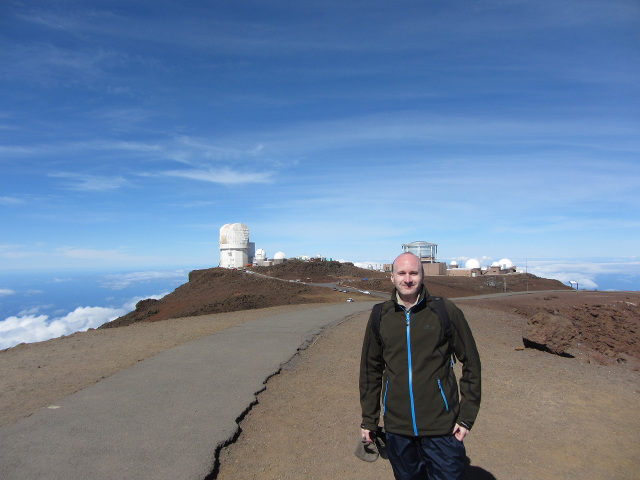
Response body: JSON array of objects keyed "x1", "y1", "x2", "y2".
[
  {"x1": 99, "y1": 267, "x2": 348, "y2": 329},
  {"x1": 252, "y1": 259, "x2": 388, "y2": 282},
  {"x1": 97, "y1": 261, "x2": 640, "y2": 370},
  {"x1": 102, "y1": 261, "x2": 569, "y2": 329},
  {"x1": 346, "y1": 272, "x2": 569, "y2": 298}
]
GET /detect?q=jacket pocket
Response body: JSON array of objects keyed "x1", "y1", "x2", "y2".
[{"x1": 437, "y1": 378, "x2": 449, "y2": 412}]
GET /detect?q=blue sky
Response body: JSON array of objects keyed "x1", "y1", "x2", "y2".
[{"x1": 1, "y1": 0, "x2": 639, "y2": 290}]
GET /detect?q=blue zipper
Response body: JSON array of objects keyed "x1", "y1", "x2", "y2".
[
  {"x1": 405, "y1": 308, "x2": 418, "y2": 436},
  {"x1": 437, "y1": 378, "x2": 449, "y2": 412},
  {"x1": 383, "y1": 379, "x2": 388, "y2": 415}
]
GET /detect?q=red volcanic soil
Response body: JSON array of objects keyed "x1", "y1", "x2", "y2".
[
  {"x1": 100, "y1": 260, "x2": 639, "y2": 369},
  {"x1": 100, "y1": 267, "x2": 353, "y2": 328},
  {"x1": 458, "y1": 291, "x2": 640, "y2": 368},
  {"x1": 101, "y1": 261, "x2": 569, "y2": 329},
  {"x1": 346, "y1": 271, "x2": 569, "y2": 298},
  {"x1": 252, "y1": 259, "x2": 388, "y2": 283}
]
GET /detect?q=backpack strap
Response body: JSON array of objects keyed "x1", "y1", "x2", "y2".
[
  {"x1": 430, "y1": 296, "x2": 452, "y2": 342},
  {"x1": 370, "y1": 302, "x2": 383, "y2": 346},
  {"x1": 430, "y1": 296, "x2": 455, "y2": 363}
]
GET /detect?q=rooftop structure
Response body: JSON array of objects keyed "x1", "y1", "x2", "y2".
[{"x1": 402, "y1": 241, "x2": 438, "y2": 263}]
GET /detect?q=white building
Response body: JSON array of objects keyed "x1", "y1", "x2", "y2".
[
  {"x1": 254, "y1": 248, "x2": 267, "y2": 264},
  {"x1": 219, "y1": 223, "x2": 255, "y2": 268}
]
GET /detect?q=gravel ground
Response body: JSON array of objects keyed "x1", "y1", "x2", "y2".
[
  {"x1": 217, "y1": 303, "x2": 639, "y2": 480},
  {"x1": 1, "y1": 296, "x2": 638, "y2": 479}
]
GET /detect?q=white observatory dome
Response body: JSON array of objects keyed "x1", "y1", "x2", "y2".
[
  {"x1": 491, "y1": 261, "x2": 500, "y2": 267},
  {"x1": 274, "y1": 251, "x2": 286, "y2": 260},
  {"x1": 255, "y1": 248, "x2": 266, "y2": 260},
  {"x1": 498, "y1": 258, "x2": 514, "y2": 270},
  {"x1": 219, "y1": 223, "x2": 249, "y2": 246},
  {"x1": 450, "y1": 260, "x2": 458, "y2": 267},
  {"x1": 465, "y1": 258, "x2": 481, "y2": 269}
]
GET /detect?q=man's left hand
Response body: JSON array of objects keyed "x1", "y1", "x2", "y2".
[{"x1": 452, "y1": 423, "x2": 469, "y2": 441}]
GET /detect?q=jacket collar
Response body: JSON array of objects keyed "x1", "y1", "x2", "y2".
[{"x1": 391, "y1": 284, "x2": 429, "y2": 311}]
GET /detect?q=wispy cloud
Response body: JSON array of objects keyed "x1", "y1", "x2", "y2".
[
  {"x1": 3, "y1": 42, "x2": 124, "y2": 88},
  {"x1": 55, "y1": 247, "x2": 153, "y2": 262},
  {"x1": 0, "y1": 244, "x2": 44, "y2": 260},
  {"x1": 99, "y1": 270, "x2": 188, "y2": 290},
  {"x1": 0, "y1": 289, "x2": 15, "y2": 297},
  {"x1": 160, "y1": 167, "x2": 273, "y2": 185},
  {"x1": 0, "y1": 196, "x2": 25, "y2": 206},
  {"x1": 48, "y1": 172, "x2": 128, "y2": 191}
]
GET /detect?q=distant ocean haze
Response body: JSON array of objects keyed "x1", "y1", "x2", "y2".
[{"x1": 0, "y1": 268, "x2": 193, "y2": 349}]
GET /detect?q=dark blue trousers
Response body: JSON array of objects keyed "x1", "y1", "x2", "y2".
[{"x1": 385, "y1": 431, "x2": 466, "y2": 480}]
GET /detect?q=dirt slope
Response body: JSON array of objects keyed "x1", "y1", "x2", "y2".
[
  {"x1": 458, "y1": 291, "x2": 640, "y2": 368},
  {"x1": 101, "y1": 262, "x2": 570, "y2": 329},
  {"x1": 100, "y1": 267, "x2": 368, "y2": 328}
]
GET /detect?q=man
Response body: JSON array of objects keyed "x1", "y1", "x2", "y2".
[{"x1": 359, "y1": 253, "x2": 481, "y2": 480}]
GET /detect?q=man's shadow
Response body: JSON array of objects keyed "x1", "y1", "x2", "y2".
[{"x1": 465, "y1": 456, "x2": 497, "y2": 480}]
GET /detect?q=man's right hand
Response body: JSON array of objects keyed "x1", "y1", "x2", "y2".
[{"x1": 361, "y1": 428, "x2": 373, "y2": 442}]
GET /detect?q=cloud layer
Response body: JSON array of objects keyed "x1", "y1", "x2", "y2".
[{"x1": 0, "y1": 293, "x2": 166, "y2": 350}]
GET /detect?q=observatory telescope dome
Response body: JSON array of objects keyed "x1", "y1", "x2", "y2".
[
  {"x1": 220, "y1": 223, "x2": 249, "y2": 246},
  {"x1": 255, "y1": 248, "x2": 266, "y2": 260},
  {"x1": 274, "y1": 251, "x2": 286, "y2": 260},
  {"x1": 499, "y1": 258, "x2": 514, "y2": 270},
  {"x1": 491, "y1": 261, "x2": 500, "y2": 267},
  {"x1": 450, "y1": 260, "x2": 458, "y2": 267},
  {"x1": 465, "y1": 258, "x2": 481, "y2": 269}
]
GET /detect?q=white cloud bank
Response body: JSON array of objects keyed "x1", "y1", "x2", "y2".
[
  {"x1": 517, "y1": 259, "x2": 640, "y2": 291},
  {"x1": 0, "y1": 293, "x2": 167, "y2": 350},
  {"x1": 0, "y1": 288, "x2": 15, "y2": 297}
]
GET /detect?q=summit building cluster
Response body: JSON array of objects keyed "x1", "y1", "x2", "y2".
[
  {"x1": 219, "y1": 225, "x2": 517, "y2": 277},
  {"x1": 219, "y1": 223, "x2": 286, "y2": 268},
  {"x1": 383, "y1": 241, "x2": 517, "y2": 277}
]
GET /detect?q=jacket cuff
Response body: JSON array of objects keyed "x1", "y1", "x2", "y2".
[
  {"x1": 361, "y1": 421, "x2": 378, "y2": 431},
  {"x1": 458, "y1": 420, "x2": 472, "y2": 430}
]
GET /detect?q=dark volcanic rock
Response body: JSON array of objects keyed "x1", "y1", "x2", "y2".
[{"x1": 523, "y1": 312, "x2": 578, "y2": 356}]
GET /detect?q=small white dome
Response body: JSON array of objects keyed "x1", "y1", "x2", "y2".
[
  {"x1": 465, "y1": 258, "x2": 481, "y2": 269},
  {"x1": 274, "y1": 251, "x2": 286, "y2": 260},
  {"x1": 498, "y1": 258, "x2": 514, "y2": 270},
  {"x1": 450, "y1": 260, "x2": 458, "y2": 266},
  {"x1": 491, "y1": 261, "x2": 500, "y2": 267},
  {"x1": 255, "y1": 248, "x2": 266, "y2": 259}
]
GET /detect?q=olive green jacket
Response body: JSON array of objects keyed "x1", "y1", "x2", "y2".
[{"x1": 359, "y1": 286, "x2": 481, "y2": 436}]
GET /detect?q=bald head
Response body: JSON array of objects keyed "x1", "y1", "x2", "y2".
[
  {"x1": 392, "y1": 253, "x2": 423, "y2": 276},
  {"x1": 391, "y1": 253, "x2": 424, "y2": 304}
]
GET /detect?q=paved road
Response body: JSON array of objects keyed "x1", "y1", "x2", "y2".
[
  {"x1": 0, "y1": 301, "x2": 377, "y2": 480},
  {"x1": 451, "y1": 289, "x2": 574, "y2": 301}
]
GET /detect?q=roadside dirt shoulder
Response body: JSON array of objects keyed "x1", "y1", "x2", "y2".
[{"x1": 217, "y1": 303, "x2": 639, "y2": 480}]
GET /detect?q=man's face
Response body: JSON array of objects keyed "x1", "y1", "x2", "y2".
[{"x1": 390, "y1": 254, "x2": 424, "y2": 298}]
